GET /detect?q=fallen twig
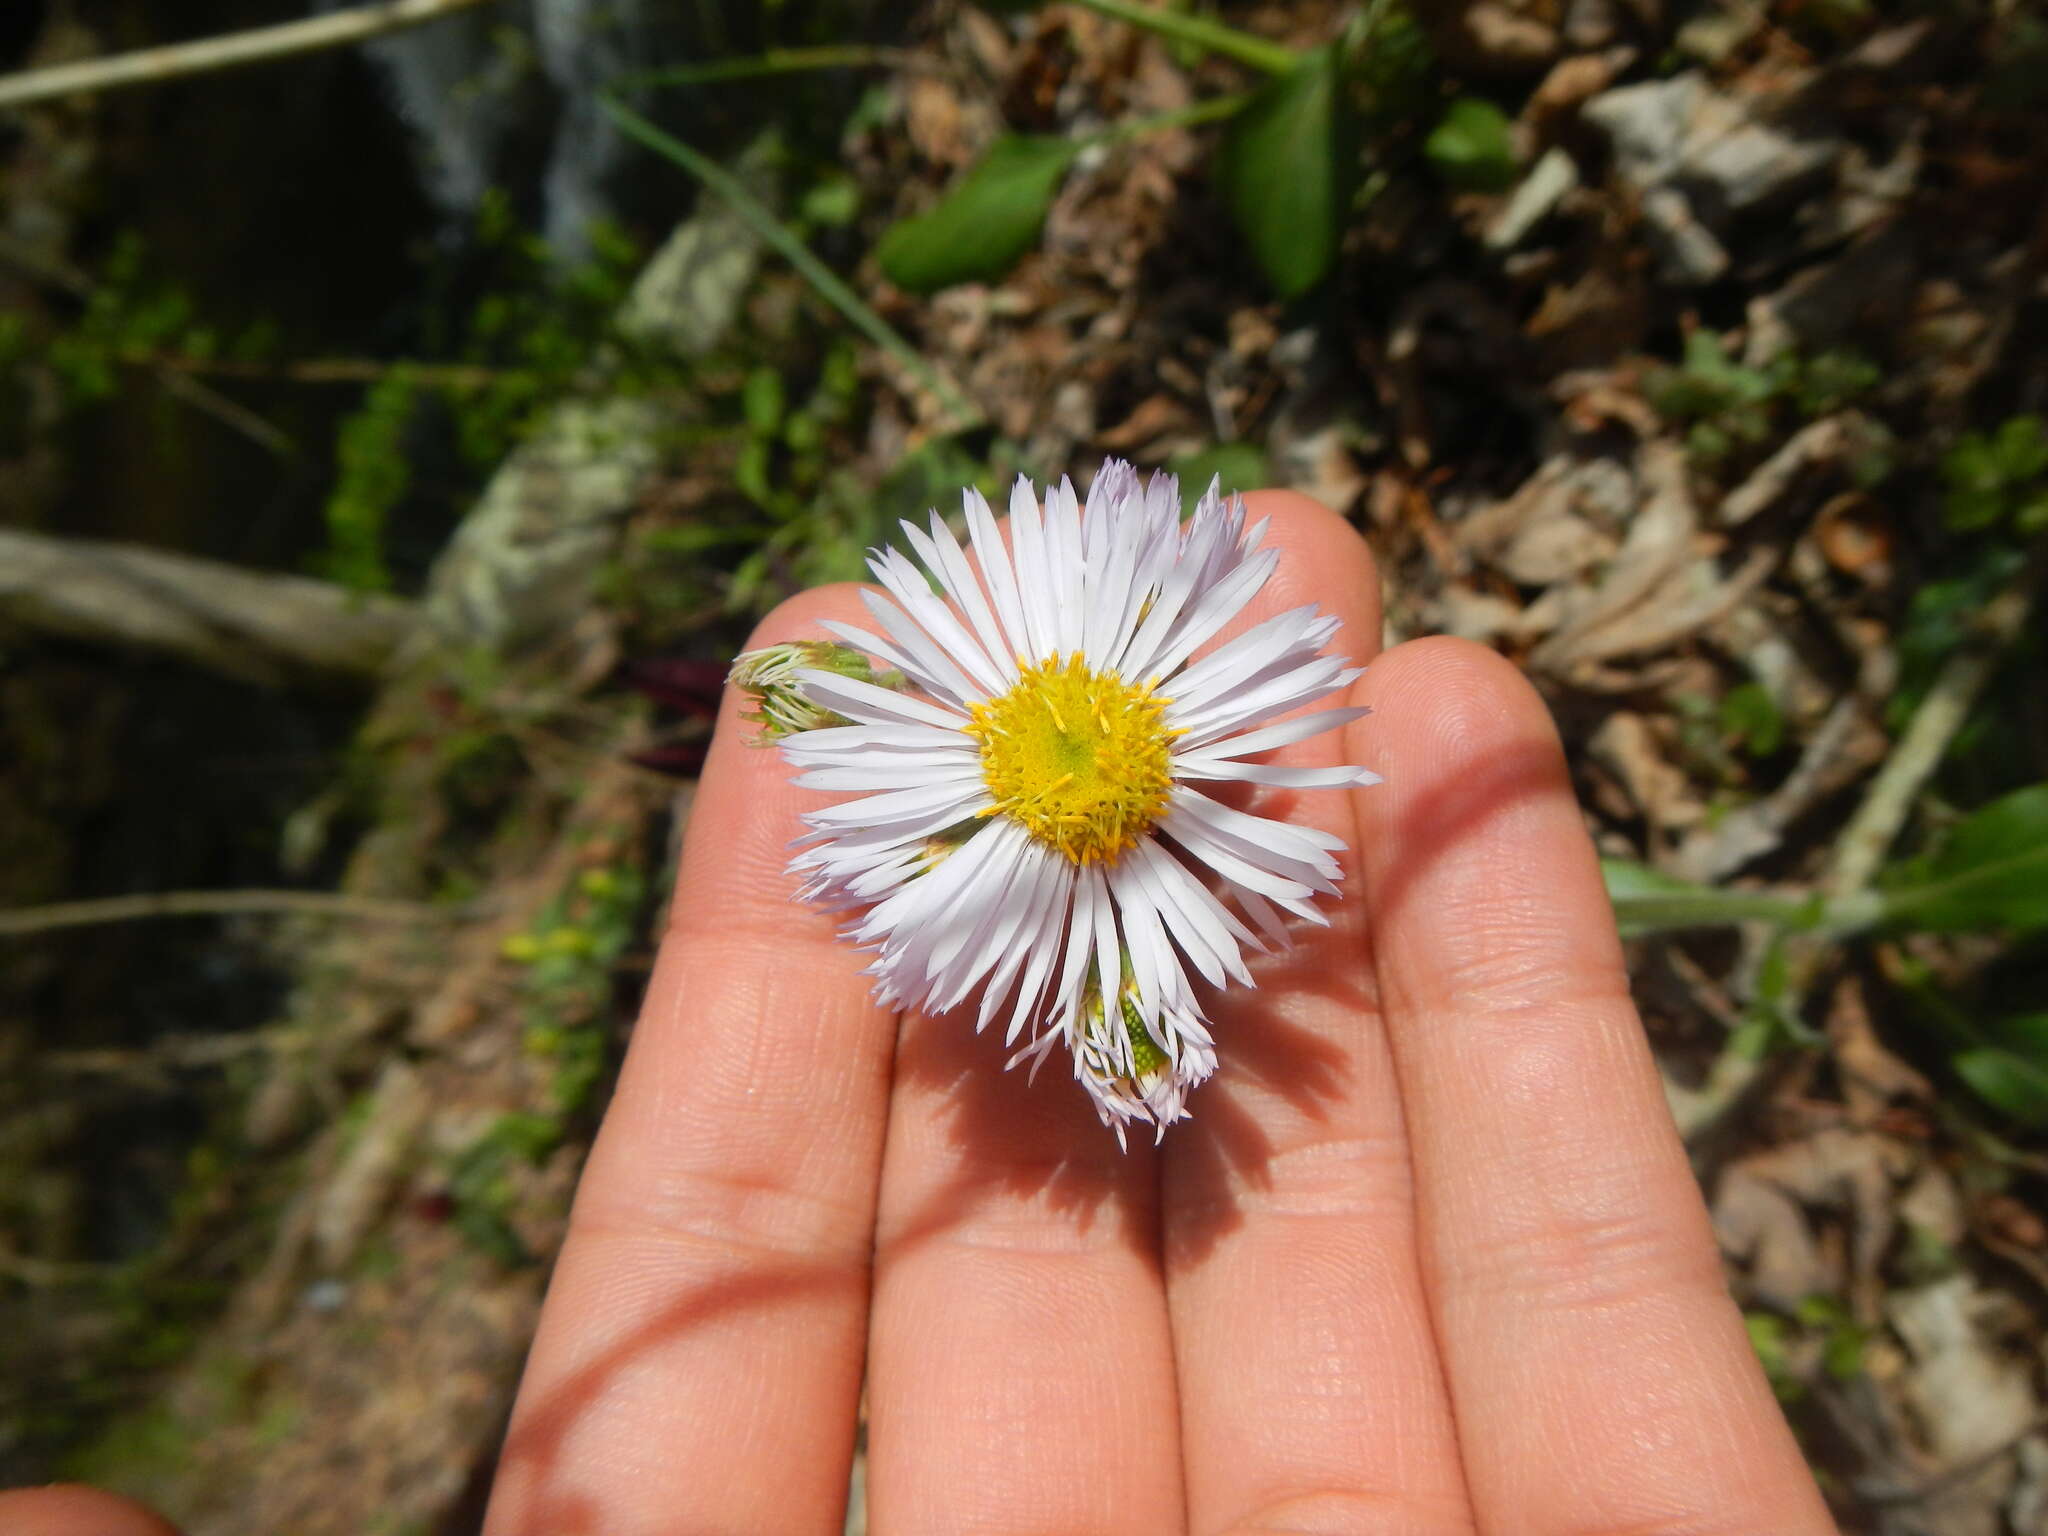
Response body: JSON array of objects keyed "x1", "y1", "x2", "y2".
[
  {"x1": 1856, "y1": 1410, "x2": 2048, "y2": 1507},
  {"x1": 0, "y1": 890, "x2": 453, "y2": 939},
  {"x1": 1824, "y1": 562, "x2": 2042, "y2": 898},
  {"x1": 0, "y1": 527, "x2": 419, "y2": 684},
  {"x1": 0, "y1": 0, "x2": 499, "y2": 110}
]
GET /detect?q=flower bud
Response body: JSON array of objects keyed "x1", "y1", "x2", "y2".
[{"x1": 729, "y1": 641, "x2": 897, "y2": 741}]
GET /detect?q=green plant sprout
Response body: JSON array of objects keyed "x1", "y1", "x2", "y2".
[{"x1": 1646, "y1": 329, "x2": 1880, "y2": 464}]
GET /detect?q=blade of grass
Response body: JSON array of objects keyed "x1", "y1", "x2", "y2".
[
  {"x1": 599, "y1": 92, "x2": 982, "y2": 433},
  {"x1": 1070, "y1": 0, "x2": 1299, "y2": 77},
  {"x1": 618, "y1": 45, "x2": 918, "y2": 91},
  {"x1": 1083, "y1": 90, "x2": 1253, "y2": 147}
]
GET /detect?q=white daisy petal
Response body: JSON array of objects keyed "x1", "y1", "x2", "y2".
[
  {"x1": 816, "y1": 618, "x2": 966, "y2": 708},
  {"x1": 768, "y1": 457, "x2": 1379, "y2": 1142},
  {"x1": 796, "y1": 668, "x2": 969, "y2": 730},
  {"x1": 793, "y1": 754, "x2": 987, "y2": 791},
  {"x1": 869, "y1": 550, "x2": 1007, "y2": 700},
  {"x1": 801, "y1": 776, "x2": 988, "y2": 828},
  {"x1": 782, "y1": 721, "x2": 974, "y2": 759},
  {"x1": 1139, "y1": 545, "x2": 1282, "y2": 681},
  {"x1": 1163, "y1": 606, "x2": 1334, "y2": 713},
  {"x1": 963, "y1": 486, "x2": 1032, "y2": 664},
  {"x1": 999, "y1": 862, "x2": 1073, "y2": 1046},
  {"x1": 1128, "y1": 835, "x2": 1258, "y2": 986},
  {"x1": 1190, "y1": 705, "x2": 1371, "y2": 761},
  {"x1": 1007, "y1": 473, "x2": 1056, "y2": 659},
  {"x1": 1048, "y1": 867, "x2": 1102, "y2": 1039},
  {"x1": 1167, "y1": 786, "x2": 1346, "y2": 875},
  {"x1": 1174, "y1": 759, "x2": 1384, "y2": 790},
  {"x1": 1169, "y1": 660, "x2": 1366, "y2": 747},
  {"x1": 907, "y1": 511, "x2": 1018, "y2": 687},
  {"x1": 1158, "y1": 800, "x2": 1322, "y2": 909}
]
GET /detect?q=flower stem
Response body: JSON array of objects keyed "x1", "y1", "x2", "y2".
[
  {"x1": 1069, "y1": 0, "x2": 1300, "y2": 77},
  {"x1": 1607, "y1": 881, "x2": 1819, "y2": 936},
  {"x1": 1083, "y1": 90, "x2": 1253, "y2": 148}
]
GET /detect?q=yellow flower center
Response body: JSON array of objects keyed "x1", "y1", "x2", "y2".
[{"x1": 967, "y1": 654, "x2": 1176, "y2": 866}]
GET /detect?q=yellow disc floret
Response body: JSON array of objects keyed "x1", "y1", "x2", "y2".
[{"x1": 967, "y1": 654, "x2": 1176, "y2": 866}]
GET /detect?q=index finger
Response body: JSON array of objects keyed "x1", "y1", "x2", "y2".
[{"x1": 485, "y1": 585, "x2": 895, "y2": 1536}]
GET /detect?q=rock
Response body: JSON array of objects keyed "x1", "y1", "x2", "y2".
[
  {"x1": 1890, "y1": 1277, "x2": 2038, "y2": 1462},
  {"x1": 1641, "y1": 185, "x2": 1729, "y2": 284},
  {"x1": 1587, "y1": 72, "x2": 1702, "y2": 191},
  {"x1": 1585, "y1": 71, "x2": 1844, "y2": 282},
  {"x1": 1590, "y1": 71, "x2": 1841, "y2": 211},
  {"x1": 1744, "y1": 222, "x2": 1919, "y2": 362},
  {"x1": 1485, "y1": 145, "x2": 1581, "y2": 250}
]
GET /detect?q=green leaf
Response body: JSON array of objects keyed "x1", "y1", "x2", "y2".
[
  {"x1": 1990, "y1": 1012, "x2": 2048, "y2": 1056},
  {"x1": 875, "y1": 136, "x2": 1079, "y2": 294},
  {"x1": 742, "y1": 366, "x2": 785, "y2": 435},
  {"x1": 1822, "y1": 1321, "x2": 1867, "y2": 1382},
  {"x1": 1953, "y1": 1045, "x2": 2048, "y2": 1128},
  {"x1": 1167, "y1": 442, "x2": 1269, "y2": 514},
  {"x1": 1424, "y1": 96, "x2": 1519, "y2": 192},
  {"x1": 1720, "y1": 681, "x2": 1784, "y2": 757},
  {"x1": 799, "y1": 173, "x2": 861, "y2": 228},
  {"x1": 1215, "y1": 46, "x2": 1353, "y2": 299},
  {"x1": 1993, "y1": 415, "x2": 2048, "y2": 481},
  {"x1": 1944, "y1": 484, "x2": 2010, "y2": 532},
  {"x1": 1878, "y1": 783, "x2": 2048, "y2": 933}
]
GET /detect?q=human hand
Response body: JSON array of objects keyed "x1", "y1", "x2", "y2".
[
  {"x1": 4, "y1": 492, "x2": 1834, "y2": 1536},
  {"x1": 481, "y1": 492, "x2": 1837, "y2": 1534}
]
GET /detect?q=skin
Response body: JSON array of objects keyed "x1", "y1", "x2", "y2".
[{"x1": 8, "y1": 492, "x2": 1838, "y2": 1536}]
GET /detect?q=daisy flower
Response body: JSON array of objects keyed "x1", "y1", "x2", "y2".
[{"x1": 749, "y1": 458, "x2": 1378, "y2": 1143}]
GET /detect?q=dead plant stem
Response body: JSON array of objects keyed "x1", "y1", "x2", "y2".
[
  {"x1": 0, "y1": 0, "x2": 499, "y2": 110},
  {"x1": 0, "y1": 890, "x2": 457, "y2": 938},
  {"x1": 1824, "y1": 567, "x2": 2041, "y2": 898}
]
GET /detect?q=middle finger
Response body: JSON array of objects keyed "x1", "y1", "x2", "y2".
[{"x1": 1163, "y1": 492, "x2": 1472, "y2": 1534}]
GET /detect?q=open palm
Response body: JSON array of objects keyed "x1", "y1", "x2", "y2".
[
  {"x1": 473, "y1": 491, "x2": 1836, "y2": 1535},
  {"x1": 0, "y1": 493, "x2": 1837, "y2": 1536}
]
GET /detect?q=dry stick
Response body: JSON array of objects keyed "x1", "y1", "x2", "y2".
[
  {"x1": 0, "y1": 1245, "x2": 111, "y2": 1286},
  {"x1": 1824, "y1": 573, "x2": 2039, "y2": 899},
  {"x1": 0, "y1": 890, "x2": 454, "y2": 939},
  {"x1": 1671, "y1": 555, "x2": 2043, "y2": 1140},
  {"x1": 0, "y1": 232, "x2": 298, "y2": 455},
  {"x1": 1858, "y1": 1409, "x2": 2048, "y2": 1508},
  {"x1": 152, "y1": 362, "x2": 297, "y2": 457},
  {"x1": 149, "y1": 353, "x2": 509, "y2": 389},
  {"x1": 0, "y1": 0, "x2": 498, "y2": 110},
  {"x1": 0, "y1": 527, "x2": 420, "y2": 684},
  {"x1": 44, "y1": 1028, "x2": 309, "y2": 1077}
]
